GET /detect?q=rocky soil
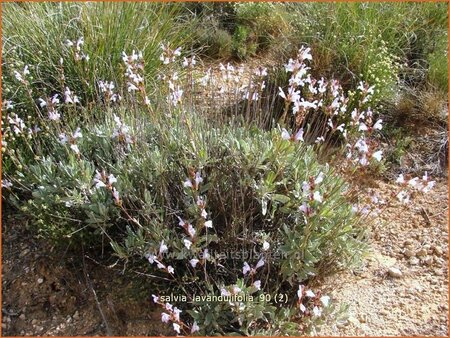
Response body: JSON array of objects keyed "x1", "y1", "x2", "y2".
[
  {"x1": 1, "y1": 217, "x2": 169, "y2": 336},
  {"x1": 320, "y1": 178, "x2": 448, "y2": 336}
]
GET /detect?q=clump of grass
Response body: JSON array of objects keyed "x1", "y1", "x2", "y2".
[{"x1": 2, "y1": 2, "x2": 194, "y2": 111}]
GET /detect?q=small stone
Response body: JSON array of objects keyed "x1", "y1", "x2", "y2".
[
  {"x1": 19, "y1": 314, "x2": 26, "y2": 320},
  {"x1": 388, "y1": 267, "x2": 403, "y2": 278},
  {"x1": 379, "y1": 309, "x2": 389, "y2": 316},
  {"x1": 423, "y1": 256, "x2": 434, "y2": 266},
  {"x1": 404, "y1": 249, "x2": 415, "y2": 258},
  {"x1": 19, "y1": 249, "x2": 30, "y2": 257},
  {"x1": 434, "y1": 268, "x2": 444, "y2": 276},
  {"x1": 404, "y1": 239, "x2": 413, "y2": 246},
  {"x1": 358, "y1": 313, "x2": 367, "y2": 323},
  {"x1": 1, "y1": 323, "x2": 6, "y2": 329},
  {"x1": 73, "y1": 311, "x2": 79, "y2": 320},
  {"x1": 416, "y1": 249, "x2": 427, "y2": 257},
  {"x1": 37, "y1": 278, "x2": 44, "y2": 284},
  {"x1": 433, "y1": 246, "x2": 443, "y2": 256},
  {"x1": 31, "y1": 319, "x2": 38, "y2": 325},
  {"x1": 348, "y1": 316, "x2": 360, "y2": 327}
]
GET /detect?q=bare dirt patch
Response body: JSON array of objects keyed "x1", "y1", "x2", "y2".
[
  {"x1": 320, "y1": 178, "x2": 448, "y2": 336},
  {"x1": 1, "y1": 216, "x2": 170, "y2": 336}
]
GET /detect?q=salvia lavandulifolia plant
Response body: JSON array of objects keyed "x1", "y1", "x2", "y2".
[{"x1": 2, "y1": 38, "x2": 437, "y2": 336}]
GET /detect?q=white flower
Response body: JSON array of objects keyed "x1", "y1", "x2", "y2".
[
  {"x1": 5, "y1": 100, "x2": 14, "y2": 109},
  {"x1": 152, "y1": 294, "x2": 159, "y2": 303},
  {"x1": 2, "y1": 179, "x2": 13, "y2": 189},
  {"x1": 64, "y1": 87, "x2": 79, "y2": 104},
  {"x1": 396, "y1": 174, "x2": 405, "y2": 184},
  {"x1": 14, "y1": 71, "x2": 23, "y2": 82},
  {"x1": 302, "y1": 181, "x2": 311, "y2": 193},
  {"x1": 297, "y1": 285, "x2": 304, "y2": 299},
  {"x1": 373, "y1": 119, "x2": 383, "y2": 130},
  {"x1": 70, "y1": 144, "x2": 80, "y2": 154},
  {"x1": 173, "y1": 323, "x2": 181, "y2": 334},
  {"x1": 161, "y1": 312, "x2": 170, "y2": 323},
  {"x1": 313, "y1": 306, "x2": 322, "y2": 316},
  {"x1": 423, "y1": 181, "x2": 435, "y2": 193},
  {"x1": 191, "y1": 321, "x2": 200, "y2": 333},
  {"x1": 202, "y1": 249, "x2": 210, "y2": 260},
  {"x1": 396, "y1": 191, "x2": 410, "y2": 204},
  {"x1": 281, "y1": 128, "x2": 290, "y2": 140},
  {"x1": 72, "y1": 127, "x2": 82, "y2": 139},
  {"x1": 128, "y1": 82, "x2": 139, "y2": 92},
  {"x1": 159, "y1": 241, "x2": 168, "y2": 255},
  {"x1": 320, "y1": 295, "x2": 330, "y2": 307},
  {"x1": 38, "y1": 98, "x2": 47, "y2": 108},
  {"x1": 183, "y1": 239, "x2": 192, "y2": 250},
  {"x1": 108, "y1": 174, "x2": 117, "y2": 185},
  {"x1": 355, "y1": 138, "x2": 369, "y2": 153},
  {"x1": 243, "y1": 262, "x2": 251, "y2": 275},
  {"x1": 48, "y1": 111, "x2": 61, "y2": 121},
  {"x1": 262, "y1": 240, "x2": 270, "y2": 251},
  {"x1": 204, "y1": 220, "x2": 213, "y2": 228},
  {"x1": 305, "y1": 290, "x2": 315, "y2": 298},
  {"x1": 76, "y1": 37, "x2": 84, "y2": 51},
  {"x1": 173, "y1": 307, "x2": 182, "y2": 321},
  {"x1": 298, "y1": 46, "x2": 312, "y2": 61},
  {"x1": 372, "y1": 150, "x2": 383, "y2": 162},
  {"x1": 255, "y1": 258, "x2": 265, "y2": 269},
  {"x1": 299, "y1": 202, "x2": 310, "y2": 215},
  {"x1": 167, "y1": 265, "x2": 174, "y2": 274},
  {"x1": 94, "y1": 173, "x2": 106, "y2": 188},
  {"x1": 293, "y1": 128, "x2": 304, "y2": 142},
  {"x1": 299, "y1": 303, "x2": 306, "y2": 313},
  {"x1": 194, "y1": 172, "x2": 203, "y2": 186},
  {"x1": 201, "y1": 209, "x2": 207, "y2": 219},
  {"x1": 187, "y1": 224, "x2": 196, "y2": 237},
  {"x1": 358, "y1": 122, "x2": 368, "y2": 131},
  {"x1": 254, "y1": 67, "x2": 268, "y2": 77},
  {"x1": 315, "y1": 136, "x2": 325, "y2": 144},
  {"x1": 253, "y1": 280, "x2": 261, "y2": 290},
  {"x1": 232, "y1": 286, "x2": 241, "y2": 295},
  {"x1": 315, "y1": 172, "x2": 324, "y2": 185},
  {"x1": 183, "y1": 178, "x2": 193, "y2": 188},
  {"x1": 190, "y1": 259, "x2": 199, "y2": 268},
  {"x1": 221, "y1": 288, "x2": 231, "y2": 297},
  {"x1": 147, "y1": 254, "x2": 156, "y2": 264},
  {"x1": 313, "y1": 191, "x2": 322, "y2": 203},
  {"x1": 112, "y1": 188, "x2": 120, "y2": 204}
]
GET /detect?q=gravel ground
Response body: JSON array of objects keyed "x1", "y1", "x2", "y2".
[{"x1": 320, "y1": 178, "x2": 448, "y2": 336}]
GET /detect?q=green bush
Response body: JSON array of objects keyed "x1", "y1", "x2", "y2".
[
  {"x1": 5, "y1": 108, "x2": 365, "y2": 334},
  {"x1": 285, "y1": 2, "x2": 448, "y2": 106}
]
